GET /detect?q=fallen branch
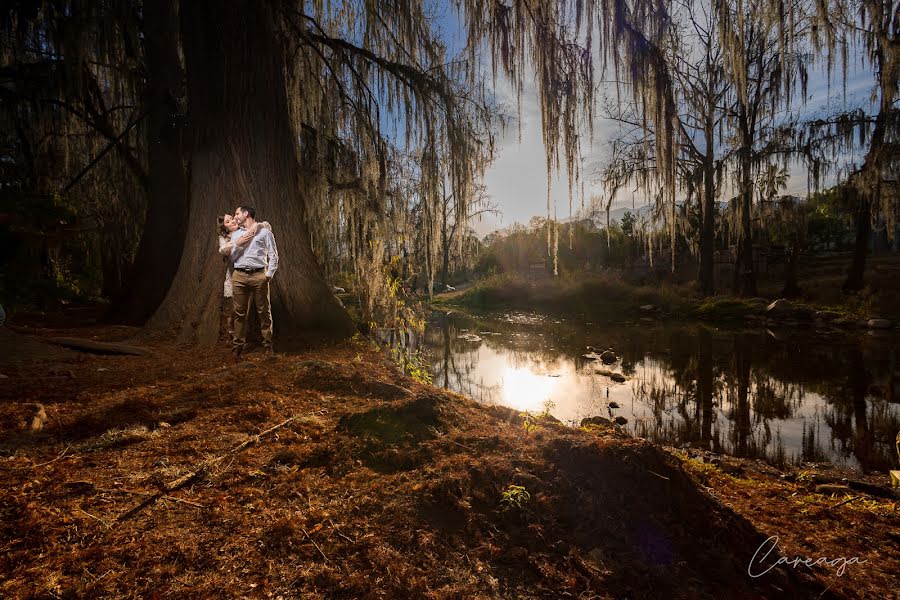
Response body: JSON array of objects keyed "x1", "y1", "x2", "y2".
[
  {"x1": 94, "y1": 486, "x2": 207, "y2": 509},
  {"x1": 33, "y1": 444, "x2": 71, "y2": 468},
  {"x1": 646, "y1": 468, "x2": 671, "y2": 481},
  {"x1": 824, "y1": 495, "x2": 860, "y2": 511},
  {"x1": 45, "y1": 337, "x2": 151, "y2": 356},
  {"x1": 117, "y1": 416, "x2": 298, "y2": 522},
  {"x1": 302, "y1": 527, "x2": 331, "y2": 563},
  {"x1": 328, "y1": 518, "x2": 357, "y2": 544},
  {"x1": 159, "y1": 495, "x2": 206, "y2": 509},
  {"x1": 77, "y1": 506, "x2": 111, "y2": 529}
]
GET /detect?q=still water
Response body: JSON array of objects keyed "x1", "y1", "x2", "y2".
[{"x1": 423, "y1": 310, "x2": 900, "y2": 472}]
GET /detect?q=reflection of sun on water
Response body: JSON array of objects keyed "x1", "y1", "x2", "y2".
[{"x1": 501, "y1": 367, "x2": 556, "y2": 412}]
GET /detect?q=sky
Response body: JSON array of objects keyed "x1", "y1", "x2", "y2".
[
  {"x1": 425, "y1": 1, "x2": 878, "y2": 238},
  {"x1": 468, "y1": 38, "x2": 877, "y2": 238}
]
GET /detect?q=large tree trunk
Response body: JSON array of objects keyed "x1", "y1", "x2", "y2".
[
  {"x1": 108, "y1": 0, "x2": 188, "y2": 324},
  {"x1": 781, "y1": 246, "x2": 802, "y2": 298},
  {"x1": 440, "y1": 208, "x2": 450, "y2": 287},
  {"x1": 735, "y1": 169, "x2": 757, "y2": 297},
  {"x1": 732, "y1": 109, "x2": 757, "y2": 297},
  {"x1": 843, "y1": 196, "x2": 871, "y2": 292},
  {"x1": 843, "y1": 17, "x2": 896, "y2": 291},
  {"x1": 148, "y1": 0, "x2": 354, "y2": 347},
  {"x1": 698, "y1": 159, "x2": 716, "y2": 296}
]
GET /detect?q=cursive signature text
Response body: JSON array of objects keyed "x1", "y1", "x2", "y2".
[{"x1": 747, "y1": 535, "x2": 867, "y2": 578}]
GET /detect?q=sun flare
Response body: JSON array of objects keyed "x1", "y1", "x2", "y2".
[{"x1": 501, "y1": 367, "x2": 557, "y2": 412}]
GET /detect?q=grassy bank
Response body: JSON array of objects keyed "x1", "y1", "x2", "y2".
[
  {"x1": 436, "y1": 273, "x2": 694, "y2": 320},
  {"x1": 437, "y1": 271, "x2": 896, "y2": 326},
  {"x1": 1, "y1": 325, "x2": 897, "y2": 598}
]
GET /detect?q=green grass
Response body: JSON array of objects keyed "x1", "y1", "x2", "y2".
[
  {"x1": 439, "y1": 272, "x2": 693, "y2": 320},
  {"x1": 439, "y1": 252, "x2": 900, "y2": 325},
  {"x1": 692, "y1": 297, "x2": 764, "y2": 321}
]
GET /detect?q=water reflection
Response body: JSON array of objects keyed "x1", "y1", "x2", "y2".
[
  {"x1": 424, "y1": 310, "x2": 900, "y2": 472},
  {"x1": 500, "y1": 367, "x2": 557, "y2": 412}
]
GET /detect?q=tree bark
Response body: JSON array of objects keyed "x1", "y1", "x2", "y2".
[
  {"x1": 440, "y1": 204, "x2": 450, "y2": 287},
  {"x1": 699, "y1": 160, "x2": 716, "y2": 295},
  {"x1": 735, "y1": 149, "x2": 757, "y2": 297},
  {"x1": 843, "y1": 186, "x2": 873, "y2": 293},
  {"x1": 148, "y1": 0, "x2": 354, "y2": 347},
  {"x1": 843, "y1": 2, "x2": 896, "y2": 291},
  {"x1": 781, "y1": 246, "x2": 802, "y2": 298},
  {"x1": 108, "y1": 0, "x2": 189, "y2": 324}
]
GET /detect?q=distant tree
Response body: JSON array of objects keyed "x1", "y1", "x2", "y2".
[
  {"x1": 620, "y1": 211, "x2": 636, "y2": 237},
  {"x1": 439, "y1": 181, "x2": 498, "y2": 286}
]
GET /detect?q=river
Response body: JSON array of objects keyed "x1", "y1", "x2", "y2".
[{"x1": 423, "y1": 309, "x2": 900, "y2": 472}]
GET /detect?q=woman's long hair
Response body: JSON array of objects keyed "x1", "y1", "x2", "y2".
[{"x1": 217, "y1": 215, "x2": 229, "y2": 239}]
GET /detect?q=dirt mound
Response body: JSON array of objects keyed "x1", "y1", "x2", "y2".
[
  {"x1": 339, "y1": 392, "x2": 447, "y2": 443},
  {"x1": 295, "y1": 359, "x2": 409, "y2": 399}
]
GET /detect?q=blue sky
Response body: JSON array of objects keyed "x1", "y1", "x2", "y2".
[
  {"x1": 426, "y1": 1, "x2": 878, "y2": 237},
  {"x1": 474, "y1": 62, "x2": 875, "y2": 236}
]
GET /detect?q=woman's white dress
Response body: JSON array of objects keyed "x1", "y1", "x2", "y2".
[{"x1": 218, "y1": 236, "x2": 236, "y2": 298}]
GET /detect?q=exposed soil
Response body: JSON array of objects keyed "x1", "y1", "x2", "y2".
[{"x1": 1, "y1": 324, "x2": 897, "y2": 598}]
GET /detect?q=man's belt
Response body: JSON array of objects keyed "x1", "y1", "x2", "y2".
[{"x1": 236, "y1": 267, "x2": 264, "y2": 274}]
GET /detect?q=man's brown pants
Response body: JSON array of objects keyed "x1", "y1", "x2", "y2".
[{"x1": 232, "y1": 270, "x2": 273, "y2": 351}]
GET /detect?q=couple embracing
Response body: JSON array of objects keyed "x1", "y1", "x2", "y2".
[{"x1": 216, "y1": 206, "x2": 278, "y2": 358}]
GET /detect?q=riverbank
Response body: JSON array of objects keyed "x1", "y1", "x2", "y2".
[
  {"x1": 437, "y1": 272, "x2": 898, "y2": 330},
  {"x1": 1, "y1": 324, "x2": 897, "y2": 598}
]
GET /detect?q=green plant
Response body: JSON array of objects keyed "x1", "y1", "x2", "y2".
[
  {"x1": 796, "y1": 470, "x2": 815, "y2": 484},
  {"x1": 520, "y1": 411, "x2": 538, "y2": 434},
  {"x1": 540, "y1": 400, "x2": 556, "y2": 418},
  {"x1": 392, "y1": 347, "x2": 433, "y2": 385},
  {"x1": 499, "y1": 484, "x2": 531, "y2": 513}
]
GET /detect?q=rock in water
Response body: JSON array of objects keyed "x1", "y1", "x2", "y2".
[
  {"x1": 581, "y1": 416, "x2": 613, "y2": 427},
  {"x1": 610, "y1": 373, "x2": 627, "y2": 383},
  {"x1": 600, "y1": 350, "x2": 617, "y2": 364},
  {"x1": 614, "y1": 416, "x2": 628, "y2": 426},
  {"x1": 867, "y1": 318, "x2": 892, "y2": 329},
  {"x1": 607, "y1": 401, "x2": 620, "y2": 409},
  {"x1": 765, "y1": 299, "x2": 795, "y2": 317}
]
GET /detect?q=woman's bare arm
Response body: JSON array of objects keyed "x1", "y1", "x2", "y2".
[{"x1": 218, "y1": 236, "x2": 234, "y2": 256}]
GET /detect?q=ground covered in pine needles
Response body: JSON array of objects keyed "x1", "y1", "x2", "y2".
[{"x1": 1, "y1": 324, "x2": 898, "y2": 599}]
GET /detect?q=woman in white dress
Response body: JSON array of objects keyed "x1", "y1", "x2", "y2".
[{"x1": 216, "y1": 214, "x2": 271, "y2": 334}]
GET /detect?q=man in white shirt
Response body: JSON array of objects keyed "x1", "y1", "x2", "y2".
[{"x1": 231, "y1": 205, "x2": 279, "y2": 357}]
